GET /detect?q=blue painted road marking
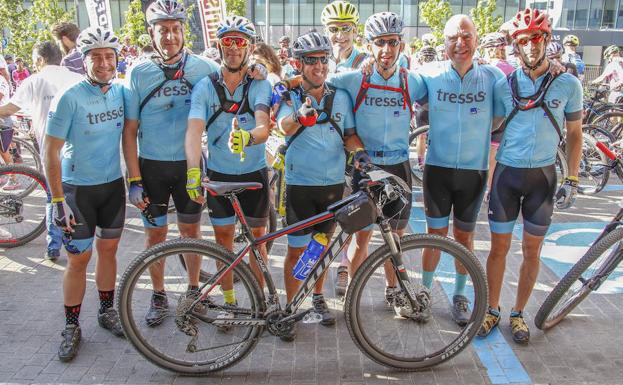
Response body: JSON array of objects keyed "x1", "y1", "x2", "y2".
[
  {"x1": 514, "y1": 222, "x2": 623, "y2": 294},
  {"x1": 409, "y1": 202, "x2": 532, "y2": 384}
]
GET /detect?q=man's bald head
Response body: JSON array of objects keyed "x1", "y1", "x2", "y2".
[
  {"x1": 443, "y1": 14, "x2": 477, "y2": 39},
  {"x1": 443, "y1": 14, "x2": 478, "y2": 68}
]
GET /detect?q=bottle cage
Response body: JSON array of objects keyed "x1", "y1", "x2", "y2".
[
  {"x1": 353, "y1": 67, "x2": 414, "y2": 119},
  {"x1": 493, "y1": 69, "x2": 562, "y2": 141},
  {"x1": 139, "y1": 53, "x2": 193, "y2": 114}
]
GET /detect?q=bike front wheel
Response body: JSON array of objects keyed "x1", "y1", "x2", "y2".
[
  {"x1": 0, "y1": 165, "x2": 47, "y2": 248},
  {"x1": 117, "y1": 238, "x2": 265, "y2": 375},
  {"x1": 408, "y1": 125, "x2": 428, "y2": 187},
  {"x1": 535, "y1": 228, "x2": 623, "y2": 330},
  {"x1": 344, "y1": 233, "x2": 488, "y2": 370}
]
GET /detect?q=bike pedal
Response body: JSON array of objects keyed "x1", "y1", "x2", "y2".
[{"x1": 302, "y1": 312, "x2": 323, "y2": 324}]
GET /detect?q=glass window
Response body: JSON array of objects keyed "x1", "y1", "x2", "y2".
[
  {"x1": 358, "y1": 0, "x2": 374, "y2": 23},
  {"x1": 403, "y1": 0, "x2": 418, "y2": 28},
  {"x1": 449, "y1": 0, "x2": 461, "y2": 15},
  {"x1": 118, "y1": 0, "x2": 130, "y2": 25},
  {"x1": 270, "y1": 0, "x2": 284, "y2": 24},
  {"x1": 255, "y1": 0, "x2": 267, "y2": 27},
  {"x1": 588, "y1": 0, "x2": 603, "y2": 28},
  {"x1": 298, "y1": 0, "x2": 312, "y2": 26},
  {"x1": 602, "y1": 0, "x2": 617, "y2": 28},
  {"x1": 284, "y1": 0, "x2": 299, "y2": 31},
  {"x1": 618, "y1": 1, "x2": 623, "y2": 28},
  {"x1": 504, "y1": 0, "x2": 519, "y2": 20},
  {"x1": 462, "y1": 0, "x2": 477, "y2": 13},
  {"x1": 558, "y1": 0, "x2": 576, "y2": 29},
  {"x1": 388, "y1": 0, "x2": 401, "y2": 17},
  {"x1": 110, "y1": 0, "x2": 120, "y2": 30},
  {"x1": 574, "y1": 0, "x2": 589, "y2": 29}
]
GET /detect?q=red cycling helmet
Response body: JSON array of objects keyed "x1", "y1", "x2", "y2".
[{"x1": 510, "y1": 8, "x2": 551, "y2": 38}]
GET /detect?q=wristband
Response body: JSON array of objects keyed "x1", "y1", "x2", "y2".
[
  {"x1": 127, "y1": 176, "x2": 142, "y2": 183},
  {"x1": 566, "y1": 175, "x2": 579, "y2": 182},
  {"x1": 52, "y1": 197, "x2": 65, "y2": 203}
]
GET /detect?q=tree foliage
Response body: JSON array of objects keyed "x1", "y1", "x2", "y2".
[
  {"x1": 225, "y1": 0, "x2": 246, "y2": 16},
  {"x1": 470, "y1": 0, "x2": 503, "y2": 37},
  {"x1": 0, "y1": 0, "x2": 73, "y2": 65},
  {"x1": 419, "y1": 0, "x2": 452, "y2": 44}
]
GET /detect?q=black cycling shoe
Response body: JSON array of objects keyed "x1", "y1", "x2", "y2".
[
  {"x1": 145, "y1": 291, "x2": 169, "y2": 327},
  {"x1": 58, "y1": 324, "x2": 81, "y2": 362},
  {"x1": 312, "y1": 295, "x2": 335, "y2": 326},
  {"x1": 98, "y1": 308, "x2": 125, "y2": 337}
]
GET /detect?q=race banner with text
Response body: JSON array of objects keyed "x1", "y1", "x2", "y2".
[
  {"x1": 85, "y1": 0, "x2": 114, "y2": 30},
  {"x1": 197, "y1": 0, "x2": 226, "y2": 48}
]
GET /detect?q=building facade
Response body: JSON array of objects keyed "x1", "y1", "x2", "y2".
[{"x1": 36, "y1": 0, "x2": 623, "y2": 62}]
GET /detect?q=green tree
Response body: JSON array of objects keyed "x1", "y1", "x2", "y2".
[
  {"x1": 0, "y1": 0, "x2": 72, "y2": 65},
  {"x1": 470, "y1": 0, "x2": 503, "y2": 37},
  {"x1": 225, "y1": 0, "x2": 246, "y2": 16},
  {"x1": 419, "y1": 0, "x2": 452, "y2": 43}
]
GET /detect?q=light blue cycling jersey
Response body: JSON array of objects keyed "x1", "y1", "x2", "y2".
[
  {"x1": 418, "y1": 61, "x2": 506, "y2": 170},
  {"x1": 46, "y1": 80, "x2": 124, "y2": 186},
  {"x1": 398, "y1": 54, "x2": 411, "y2": 70},
  {"x1": 495, "y1": 70, "x2": 583, "y2": 168},
  {"x1": 332, "y1": 47, "x2": 367, "y2": 73},
  {"x1": 188, "y1": 72, "x2": 272, "y2": 175},
  {"x1": 277, "y1": 87, "x2": 355, "y2": 186},
  {"x1": 123, "y1": 54, "x2": 218, "y2": 161},
  {"x1": 562, "y1": 52, "x2": 585, "y2": 75},
  {"x1": 329, "y1": 68, "x2": 426, "y2": 165}
]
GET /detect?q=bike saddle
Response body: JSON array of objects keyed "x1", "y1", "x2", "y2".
[{"x1": 202, "y1": 181, "x2": 262, "y2": 196}]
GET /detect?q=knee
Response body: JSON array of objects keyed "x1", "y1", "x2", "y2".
[
  {"x1": 146, "y1": 228, "x2": 167, "y2": 245},
  {"x1": 67, "y1": 254, "x2": 90, "y2": 272}
]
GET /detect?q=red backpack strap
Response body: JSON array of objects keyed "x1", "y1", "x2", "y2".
[
  {"x1": 399, "y1": 67, "x2": 414, "y2": 118},
  {"x1": 353, "y1": 73, "x2": 371, "y2": 113},
  {"x1": 351, "y1": 52, "x2": 367, "y2": 69}
]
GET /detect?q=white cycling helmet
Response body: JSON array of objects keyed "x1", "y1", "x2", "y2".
[
  {"x1": 292, "y1": 32, "x2": 332, "y2": 58},
  {"x1": 216, "y1": 16, "x2": 257, "y2": 42},
  {"x1": 145, "y1": 0, "x2": 187, "y2": 25},
  {"x1": 77, "y1": 27, "x2": 120, "y2": 56},
  {"x1": 421, "y1": 33, "x2": 436, "y2": 46},
  {"x1": 364, "y1": 12, "x2": 403, "y2": 41},
  {"x1": 480, "y1": 32, "x2": 506, "y2": 49}
]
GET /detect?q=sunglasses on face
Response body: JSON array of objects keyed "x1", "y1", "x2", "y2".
[
  {"x1": 301, "y1": 56, "x2": 330, "y2": 65},
  {"x1": 373, "y1": 38, "x2": 401, "y2": 48},
  {"x1": 327, "y1": 25, "x2": 354, "y2": 34},
  {"x1": 220, "y1": 36, "x2": 250, "y2": 49},
  {"x1": 516, "y1": 34, "x2": 546, "y2": 46}
]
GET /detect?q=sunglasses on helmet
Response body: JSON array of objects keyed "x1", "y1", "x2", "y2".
[
  {"x1": 220, "y1": 36, "x2": 250, "y2": 49},
  {"x1": 301, "y1": 56, "x2": 330, "y2": 65},
  {"x1": 327, "y1": 25, "x2": 354, "y2": 34},
  {"x1": 373, "y1": 38, "x2": 401, "y2": 48},
  {"x1": 516, "y1": 34, "x2": 546, "y2": 46}
]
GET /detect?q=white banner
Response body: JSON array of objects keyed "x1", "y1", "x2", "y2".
[
  {"x1": 85, "y1": 0, "x2": 114, "y2": 30},
  {"x1": 197, "y1": 0, "x2": 226, "y2": 48}
]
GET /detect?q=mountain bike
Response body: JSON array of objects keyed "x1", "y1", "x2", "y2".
[
  {"x1": 0, "y1": 165, "x2": 48, "y2": 247},
  {"x1": 117, "y1": 166, "x2": 488, "y2": 375},
  {"x1": 535, "y1": 200, "x2": 623, "y2": 330}
]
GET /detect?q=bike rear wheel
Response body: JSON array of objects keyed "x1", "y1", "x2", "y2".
[
  {"x1": 0, "y1": 165, "x2": 47, "y2": 248},
  {"x1": 577, "y1": 133, "x2": 610, "y2": 195},
  {"x1": 118, "y1": 238, "x2": 265, "y2": 375},
  {"x1": 344, "y1": 233, "x2": 488, "y2": 370},
  {"x1": 535, "y1": 227, "x2": 623, "y2": 330},
  {"x1": 11, "y1": 137, "x2": 42, "y2": 174}
]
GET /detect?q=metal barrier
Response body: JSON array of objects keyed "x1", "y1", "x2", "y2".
[{"x1": 583, "y1": 65, "x2": 603, "y2": 86}]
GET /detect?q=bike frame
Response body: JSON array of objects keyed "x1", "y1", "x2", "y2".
[
  {"x1": 196, "y1": 185, "x2": 419, "y2": 318},
  {"x1": 583, "y1": 206, "x2": 623, "y2": 289}
]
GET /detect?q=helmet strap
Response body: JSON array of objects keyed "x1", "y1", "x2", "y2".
[
  {"x1": 221, "y1": 46, "x2": 250, "y2": 73},
  {"x1": 515, "y1": 40, "x2": 548, "y2": 72},
  {"x1": 83, "y1": 52, "x2": 117, "y2": 89},
  {"x1": 301, "y1": 70, "x2": 324, "y2": 90}
]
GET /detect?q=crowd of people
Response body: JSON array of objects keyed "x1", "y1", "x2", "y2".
[{"x1": 0, "y1": 0, "x2": 621, "y2": 366}]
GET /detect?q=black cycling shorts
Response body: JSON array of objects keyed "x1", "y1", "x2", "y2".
[
  {"x1": 488, "y1": 163, "x2": 556, "y2": 236},
  {"x1": 423, "y1": 164, "x2": 487, "y2": 232},
  {"x1": 63, "y1": 178, "x2": 125, "y2": 253},
  {"x1": 206, "y1": 168, "x2": 269, "y2": 228},
  {"x1": 139, "y1": 158, "x2": 203, "y2": 227},
  {"x1": 286, "y1": 184, "x2": 344, "y2": 246},
  {"x1": 352, "y1": 160, "x2": 412, "y2": 231}
]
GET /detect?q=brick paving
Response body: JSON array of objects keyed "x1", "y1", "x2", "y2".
[{"x1": 1, "y1": 190, "x2": 623, "y2": 385}]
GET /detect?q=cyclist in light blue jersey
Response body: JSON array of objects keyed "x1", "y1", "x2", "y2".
[
  {"x1": 327, "y1": 12, "x2": 429, "y2": 319},
  {"x1": 276, "y1": 32, "x2": 361, "y2": 339},
  {"x1": 44, "y1": 27, "x2": 125, "y2": 362},
  {"x1": 320, "y1": 0, "x2": 367, "y2": 296},
  {"x1": 481, "y1": 8, "x2": 583, "y2": 344},
  {"x1": 322, "y1": 1, "x2": 368, "y2": 75},
  {"x1": 122, "y1": 0, "x2": 219, "y2": 328},
  {"x1": 186, "y1": 16, "x2": 271, "y2": 313},
  {"x1": 562, "y1": 35, "x2": 585, "y2": 79},
  {"x1": 417, "y1": 15, "x2": 507, "y2": 326}
]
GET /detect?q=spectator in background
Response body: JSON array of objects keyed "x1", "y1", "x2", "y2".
[
  {"x1": 278, "y1": 48, "x2": 296, "y2": 78},
  {"x1": 0, "y1": 41, "x2": 83, "y2": 260},
  {"x1": 592, "y1": 45, "x2": 623, "y2": 103},
  {"x1": 5, "y1": 55, "x2": 16, "y2": 75},
  {"x1": 51, "y1": 22, "x2": 84, "y2": 75},
  {"x1": 480, "y1": 32, "x2": 514, "y2": 75},
  {"x1": 11, "y1": 57, "x2": 30, "y2": 89},
  {"x1": 252, "y1": 43, "x2": 282, "y2": 85},
  {"x1": 120, "y1": 36, "x2": 138, "y2": 59},
  {"x1": 0, "y1": 54, "x2": 10, "y2": 85},
  {"x1": 117, "y1": 55, "x2": 128, "y2": 78},
  {"x1": 562, "y1": 34, "x2": 585, "y2": 80}
]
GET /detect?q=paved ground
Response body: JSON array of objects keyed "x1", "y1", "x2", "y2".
[{"x1": 1, "y1": 185, "x2": 623, "y2": 385}]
